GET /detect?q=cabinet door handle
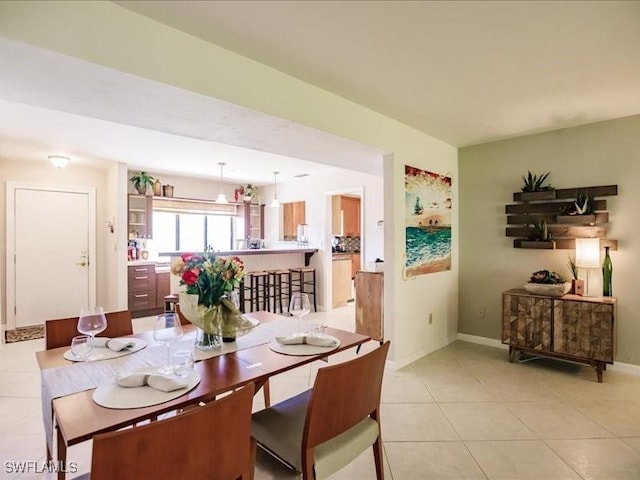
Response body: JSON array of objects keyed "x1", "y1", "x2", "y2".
[
  {"x1": 134, "y1": 294, "x2": 148, "y2": 298},
  {"x1": 135, "y1": 276, "x2": 148, "y2": 280},
  {"x1": 134, "y1": 268, "x2": 147, "y2": 272}
]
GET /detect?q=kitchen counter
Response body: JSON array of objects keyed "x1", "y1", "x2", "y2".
[{"x1": 160, "y1": 248, "x2": 318, "y2": 266}]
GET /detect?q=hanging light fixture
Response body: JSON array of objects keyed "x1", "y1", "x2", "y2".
[
  {"x1": 48, "y1": 155, "x2": 70, "y2": 168},
  {"x1": 270, "y1": 171, "x2": 281, "y2": 208},
  {"x1": 215, "y1": 162, "x2": 228, "y2": 204}
]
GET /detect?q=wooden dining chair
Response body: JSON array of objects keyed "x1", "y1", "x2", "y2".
[
  {"x1": 45, "y1": 310, "x2": 133, "y2": 350},
  {"x1": 176, "y1": 302, "x2": 272, "y2": 408},
  {"x1": 251, "y1": 341, "x2": 390, "y2": 480},
  {"x1": 86, "y1": 383, "x2": 256, "y2": 480}
]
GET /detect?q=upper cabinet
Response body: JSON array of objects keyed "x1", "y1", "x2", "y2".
[
  {"x1": 238, "y1": 202, "x2": 264, "y2": 240},
  {"x1": 331, "y1": 195, "x2": 361, "y2": 236},
  {"x1": 128, "y1": 194, "x2": 153, "y2": 239},
  {"x1": 282, "y1": 201, "x2": 306, "y2": 240},
  {"x1": 505, "y1": 184, "x2": 618, "y2": 250},
  {"x1": 342, "y1": 196, "x2": 361, "y2": 236}
]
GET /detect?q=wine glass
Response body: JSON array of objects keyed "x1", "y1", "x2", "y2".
[
  {"x1": 70, "y1": 335, "x2": 93, "y2": 361},
  {"x1": 153, "y1": 313, "x2": 184, "y2": 374},
  {"x1": 77, "y1": 307, "x2": 107, "y2": 346},
  {"x1": 289, "y1": 292, "x2": 311, "y2": 336}
]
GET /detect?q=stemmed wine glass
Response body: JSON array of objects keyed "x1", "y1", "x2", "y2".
[
  {"x1": 289, "y1": 293, "x2": 311, "y2": 336},
  {"x1": 77, "y1": 307, "x2": 108, "y2": 348},
  {"x1": 153, "y1": 313, "x2": 184, "y2": 374}
]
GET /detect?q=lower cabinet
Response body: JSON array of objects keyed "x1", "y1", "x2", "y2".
[
  {"x1": 502, "y1": 289, "x2": 616, "y2": 382},
  {"x1": 128, "y1": 264, "x2": 169, "y2": 318}
]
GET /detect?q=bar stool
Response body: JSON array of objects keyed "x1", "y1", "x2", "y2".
[
  {"x1": 289, "y1": 267, "x2": 317, "y2": 312},
  {"x1": 164, "y1": 294, "x2": 178, "y2": 313},
  {"x1": 247, "y1": 271, "x2": 270, "y2": 312},
  {"x1": 268, "y1": 270, "x2": 291, "y2": 314}
]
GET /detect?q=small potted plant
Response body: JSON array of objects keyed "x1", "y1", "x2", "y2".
[
  {"x1": 129, "y1": 171, "x2": 155, "y2": 195},
  {"x1": 524, "y1": 270, "x2": 570, "y2": 297},
  {"x1": 521, "y1": 171, "x2": 553, "y2": 192},
  {"x1": 243, "y1": 184, "x2": 260, "y2": 203},
  {"x1": 567, "y1": 255, "x2": 584, "y2": 295}
]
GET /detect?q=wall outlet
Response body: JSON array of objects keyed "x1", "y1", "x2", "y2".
[
  {"x1": 428, "y1": 313, "x2": 433, "y2": 324},
  {"x1": 478, "y1": 308, "x2": 486, "y2": 318}
]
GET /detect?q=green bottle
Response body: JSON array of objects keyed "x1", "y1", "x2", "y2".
[{"x1": 602, "y1": 246, "x2": 613, "y2": 297}]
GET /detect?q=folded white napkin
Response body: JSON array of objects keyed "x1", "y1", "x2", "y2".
[
  {"x1": 116, "y1": 372, "x2": 188, "y2": 392},
  {"x1": 93, "y1": 337, "x2": 136, "y2": 352},
  {"x1": 276, "y1": 334, "x2": 339, "y2": 348}
]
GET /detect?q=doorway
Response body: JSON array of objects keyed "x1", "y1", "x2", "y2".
[
  {"x1": 325, "y1": 187, "x2": 363, "y2": 311},
  {"x1": 6, "y1": 183, "x2": 96, "y2": 329}
]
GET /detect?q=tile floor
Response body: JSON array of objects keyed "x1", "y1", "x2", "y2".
[{"x1": 1, "y1": 305, "x2": 640, "y2": 479}]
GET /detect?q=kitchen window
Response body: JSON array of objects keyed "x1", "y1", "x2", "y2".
[{"x1": 149, "y1": 197, "x2": 239, "y2": 255}]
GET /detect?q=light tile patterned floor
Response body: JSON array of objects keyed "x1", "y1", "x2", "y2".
[{"x1": 1, "y1": 304, "x2": 640, "y2": 479}]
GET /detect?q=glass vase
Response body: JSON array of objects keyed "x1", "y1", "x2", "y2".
[
  {"x1": 602, "y1": 246, "x2": 613, "y2": 297},
  {"x1": 195, "y1": 327, "x2": 221, "y2": 351}
]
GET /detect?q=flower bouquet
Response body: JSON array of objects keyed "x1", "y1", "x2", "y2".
[{"x1": 171, "y1": 251, "x2": 257, "y2": 349}]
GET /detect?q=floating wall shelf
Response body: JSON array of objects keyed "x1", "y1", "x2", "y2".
[{"x1": 506, "y1": 184, "x2": 618, "y2": 250}]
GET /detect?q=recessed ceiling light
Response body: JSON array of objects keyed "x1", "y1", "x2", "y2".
[{"x1": 48, "y1": 155, "x2": 70, "y2": 168}]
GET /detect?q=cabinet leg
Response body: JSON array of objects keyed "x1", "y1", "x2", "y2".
[
  {"x1": 508, "y1": 346, "x2": 517, "y2": 363},
  {"x1": 356, "y1": 344, "x2": 361, "y2": 354},
  {"x1": 594, "y1": 363, "x2": 604, "y2": 383}
]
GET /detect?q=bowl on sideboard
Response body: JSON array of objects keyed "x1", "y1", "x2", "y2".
[{"x1": 523, "y1": 282, "x2": 571, "y2": 297}]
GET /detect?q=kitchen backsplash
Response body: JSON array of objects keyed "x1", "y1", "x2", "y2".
[{"x1": 335, "y1": 236, "x2": 361, "y2": 252}]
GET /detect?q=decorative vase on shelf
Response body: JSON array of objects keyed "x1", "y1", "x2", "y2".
[{"x1": 602, "y1": 246, "x2": 613, "y2": 297}]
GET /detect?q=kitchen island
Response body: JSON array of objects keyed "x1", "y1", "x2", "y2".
[{"x1": 159, "y1": 248, "x2": 317, "y2": 267}]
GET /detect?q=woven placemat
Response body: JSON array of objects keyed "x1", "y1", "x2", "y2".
[{"x1": 5, "y1": 325, "x2": 45, "y2": 343}]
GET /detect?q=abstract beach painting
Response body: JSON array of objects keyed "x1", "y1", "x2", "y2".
[{"x1": 405, "y1": 165, "x2": 452, "y2": 277}]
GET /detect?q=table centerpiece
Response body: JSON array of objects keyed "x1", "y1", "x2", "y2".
[{"x1": 171, "y1": 250, "x2": 256, "y2": 350}]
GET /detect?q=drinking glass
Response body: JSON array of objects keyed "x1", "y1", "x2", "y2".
[
  {"x1": 289, "y1": 292, "x2": 311, "y2": 335},
  {"x1": 77, "y1": 307, "x2": 107, "y2": 345},
  {"x1": 70, "y1": 335, "x2": 93, "y2": 361},
  {"x1": 153, "y1": 313, "x2": 184, "y2": 374},
  {"x1": 171, "y1": 349, "x2": 195, "y2": 377}
]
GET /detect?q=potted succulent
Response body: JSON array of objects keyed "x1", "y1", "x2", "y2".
[
  {"x1": 524, "y1": 270, "x2": 570, "y2": 297},
  {"x1": 129, "y1": 171, "x2": 155, "y2": 195},
  {"x1": 521, "y1": 171, "x2": 553, "y2": 192},
  {"x1": 567, "y1": 255, "x2": 584, "y2": 295}
]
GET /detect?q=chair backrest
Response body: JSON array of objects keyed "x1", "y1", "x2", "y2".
[
  {"x1": 304, "y1": 341, "x2": 390, "y2": 449},
  {"x1": 175, "y1": 303, "x2": 193, "y2": 326},
  {"x1": 44, "y1": 310, "x2": 133, "y2": 349},
  {"x1": 90, "y1": 383, "x2": 255, "y2": 480}
]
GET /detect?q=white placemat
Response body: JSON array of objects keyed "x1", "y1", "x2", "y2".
[
  {"x1": 63, "y1": 338, "x2": 147, "y2": 362},
  {"x1": 92, "y1": 367, "x2": 200, "y2": 409},
  {"x1": 269, "y1": 335, "x2": 341, "y2": 356}
]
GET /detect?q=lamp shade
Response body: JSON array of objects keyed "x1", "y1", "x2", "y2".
[{"x1": 575, "y1": 238, "x2": 600, "y2": 268}]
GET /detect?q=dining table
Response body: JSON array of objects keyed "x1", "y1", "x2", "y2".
[{"x1": 36, "y1": 310, "x2": 371, "y2": 480}]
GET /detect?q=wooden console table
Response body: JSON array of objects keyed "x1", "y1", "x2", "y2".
[{"x1": 502, "y1": 289, "x2": 616, "y2": 382}]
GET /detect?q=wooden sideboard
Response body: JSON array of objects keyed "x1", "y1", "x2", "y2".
[
  {"x1": 502, "y1": 289, "x2": 616, "y2": 382},
  {"x1": 355, "y1": 272, "x2": 383, "y2": 345}
]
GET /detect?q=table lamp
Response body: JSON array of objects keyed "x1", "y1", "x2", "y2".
[{"x1": 575, "y1": 238, "x2": 600, "y2": 296}]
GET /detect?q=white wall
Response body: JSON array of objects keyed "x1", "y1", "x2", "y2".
[
  {"x1": 459, "y1": 114, "x2": 640, "y2": 365},
  {"x1": 0, "y1": 2, "x2": 459, "y2": 365}
]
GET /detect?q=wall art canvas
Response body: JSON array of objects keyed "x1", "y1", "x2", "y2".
[{"x1": 405, "y1": 165, "x2": 452, "y2": 277}]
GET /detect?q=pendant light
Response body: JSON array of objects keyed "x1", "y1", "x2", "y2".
[
  {"x1": 270, "y1": 171, "x2": 281, "y2": 208},
  {"x1": 215, "y1": 162, "x2": 228, "y2": 204}
]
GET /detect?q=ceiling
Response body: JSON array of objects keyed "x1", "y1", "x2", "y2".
[
  {"x1": 1, "y1": 1, "x2": 639, "y2": 183},
  {"x1": 117, "y1": 0, "x2": 640, "y2": 146}
]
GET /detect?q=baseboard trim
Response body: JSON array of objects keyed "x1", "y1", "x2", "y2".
[
  {"x1": 456, "y1": 333, "x2": 507, "y2": 350},
  {"x1": 389, "y1": 334, "x2": 459, "y2": 371},
  {"x1": 457, "y1": 332, "x2": 640, "y2": 377},
  {"x1": 0, "y1": 324, "x2": 5, "y2": 349}
]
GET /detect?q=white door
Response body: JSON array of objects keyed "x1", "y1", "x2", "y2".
[{"x1": 7, "y1": 184, "x2": 96, "y2": 328}]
